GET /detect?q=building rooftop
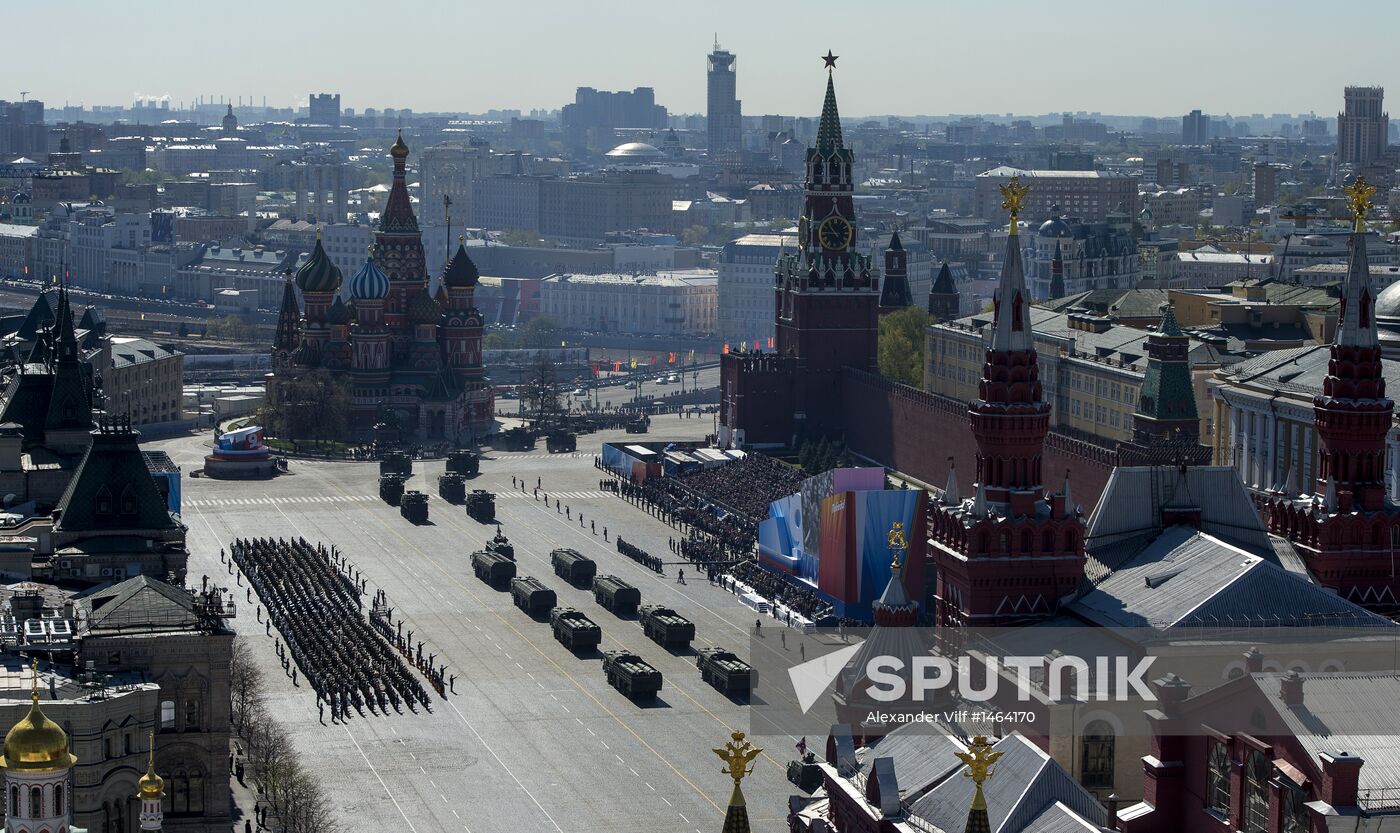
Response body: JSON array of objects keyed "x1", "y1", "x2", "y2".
[
  {"x1": 543, "y1": 269, "x2": 717, "y2": 287},
  {"x1": 109, "y1": 337, "x2": 181, "y2": 369},
  {"x1": 978, "y1": 165, "x2": 1129, "y2": 180}
]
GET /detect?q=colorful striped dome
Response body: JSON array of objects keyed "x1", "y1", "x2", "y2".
[
  {"x1": 293, "y1": 237, "x2": 342, "y2": 294},
  {"x1": 348, "y1": 251, "x2": 390, "y2": 300}
]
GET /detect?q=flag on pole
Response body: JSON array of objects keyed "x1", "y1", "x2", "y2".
[
  {"x1": 740, "y1": 341, "x2": 747, "y2": 351},
  {"x1": 768, "y1": 337, "x2": 775, "y2": 349},
  {"x1": 630, "y1": 357, "x2": 637, "y2": 369},
  {"x1": 668, "y1": 352, "x2": 676, "y2": 364},
  {"x1": 722, "y1": 344, "x2": 729, "y2": 355},
  {"x1": 612, "y1": 360, "x2": 622, "y2": 372}
]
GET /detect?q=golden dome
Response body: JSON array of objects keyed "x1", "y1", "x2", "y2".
[
  {"x1": 1, "y1": 662, "x2": 76, "y2": 773},
  {"x1": 390, "y1": 129, "x2": 410, "y2": 159},
  {"x1": 138, "y1": 734, "x2": 163, "y2": 800}
]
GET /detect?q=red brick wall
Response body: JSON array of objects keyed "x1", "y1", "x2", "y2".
[{"x1": 841, "y1": 368, "x2": 1116, "y2": 513}]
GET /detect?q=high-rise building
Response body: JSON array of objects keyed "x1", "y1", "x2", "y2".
[
  {"x1": 560, "y1": 87, "x2": 666, "y2": 150},
  {"x1": 1253, "y1": 161, "x2": 1279, "y2": 206},
  {"x1": 1181, "y1": 109, "x2": 1210, "y2": 144},
  {"x1": 308, "y1": 93, "x2": 341, "y2": 128},
  {"x1": 1337, "y1": 85, "x2": 1388, "y2": 166},
  {"x1": 706, "y1": 41, "x2": 742, "y2": 161}
]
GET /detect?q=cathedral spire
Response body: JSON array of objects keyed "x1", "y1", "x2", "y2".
[{"x1": 381, "y1": 130, "x2": 419, "y2": 234}]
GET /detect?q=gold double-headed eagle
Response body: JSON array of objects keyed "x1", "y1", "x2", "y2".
[
  {"x1": 999, "y1": 175, "x2": 1030, "y2": 234},
  {"x1": 956, "y1": 735, "x2": 1003, "y2": 810},
  {"x1": 887, "y1": 521, "x2": 909, "y2": 569},
  {"x1": 1345, "y1": 176, "x2": 1376, "y2": 233},
  {"x1": 714, "y1": 731, "x2": 762, "y2": 787}
]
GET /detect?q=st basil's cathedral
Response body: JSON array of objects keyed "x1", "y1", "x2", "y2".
[{"x1": 269, "y1": 131, "x2": 493, "y2": 440}]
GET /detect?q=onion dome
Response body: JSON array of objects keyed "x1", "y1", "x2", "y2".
[
  {"x1": 293, "y1": 235, "x2": 342, "y2": 294},
  {"x1": 348, "y1": 248, "x2": 390, "y2": 300},
  {"x1": 390, "y1": 129, "x2": 409, "y2": 160},
  {"x1": 327, "y1": 295, "x2": 352, "y2": 326},
  {"x1": 290, "y1": 336, "x2": 319, "y2": 367},
  {"x1": 408, "y1": 289, "x2": 441, "y2": 325},
  {"x1": 138, "y1": 736, "x2": 164, "y2": 800},
  {"x1": 2, "y1": 664, "x2": 77, "y2": 772},
  {"x1": 442, "y1": 238, "x2": 480, "y2": 288}
]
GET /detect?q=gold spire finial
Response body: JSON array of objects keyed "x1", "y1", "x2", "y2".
[
  {"x1": 29, "y1": 656, "x2": 38, "y2": 705},
  {"x1": 887, "y1": 521, "x2": 908, "y2": 569},
  {"x1": 956, "y1": 735, "x2": 1003, "y2": 811},
  {"x1": 138, "y1": 730, "x2": 165, "y2": 800},
  {"x1": 366, "y1": 243, "x2": 374, "y2": 258},
  {"x1": 315, "y1": 225, "x2": 322, "y2": 241},
  {"x1": 1000, "y1": 176, "x2": 1030, "y2": 236},
  {"x1": 714, "y1": 731, "x2": 762, "y2": 806},
  {"x1": 458, "y1": 234, "x2": 465, "y2": 244},
  {"x1": 1345, "y1": 176, "x2": 1376, "y2": 233}
]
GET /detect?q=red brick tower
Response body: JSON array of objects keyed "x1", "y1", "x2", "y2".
[
  {"x1": 719, "y1": 52, "x2": 878, "y2": 447},
  {"x1": 1267, "y1": 177, "x2": 1400, "y2": 608},
  {"x1": 927, "y1": 177, "x2": 1085, "y2": 626}
]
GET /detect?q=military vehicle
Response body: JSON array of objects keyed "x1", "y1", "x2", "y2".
[
  {"x1": 787, "y1": 756, "x2": 823, "y2": 793},
  {"x1": 399, "y1": 491, "x2": 428, "y2": 523},
  {"x1": 696, "y1": 648, "x2": 754, "y2": 696},
  {"x1": 510, "y1": 576, "x2": 556, "y2": 617},
  {"x1": 471, "y1": 550, "x2": 517, "y2": 589},
  {"x1": 498, "y1": 426, "x2": 536, "y2": 451},
  {"x1": 445, "y1": 449, "x2": 480, "y2": 476},
  {"x1": 624, "y1": 417, "x2": 648, "y2": 434},
  {"x1": 545, "y1": 430, "x2": 577, "y2": 453},
  {"x1": 638, "y1": 606, "x2": 695, "y2": 650},
  {"x1": 437, "y1": 472, "x2": 466, "y2": 503},
  {"x1": 550, "y1": 608, "x2": 602, "y2": 653},
  {"x1": 550, "y1": 548, "x2": 596, "y2": 586},
  {"x1": 378, "y1": 474, "x2": 405, "y2": 505},
  {"x1": 592, "y1": 575, "x2": 641, "y2": 617},
  {"x1": 379, "y1": 451, "x2": 413, "y2": 477},
  {"x1": 465, "y1": 489, "x2": 496, "y2": 523},
  {"x1": 603, "y1": 651, "x2": 662, "y2": 701},
  {"x1": 485, "y1": 530, "x2": 515, "y2": 560}
]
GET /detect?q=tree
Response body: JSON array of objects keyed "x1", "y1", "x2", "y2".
[
  {"x1": 680, "y1": 224, "x2": 711, "y2": 247},
  {"x1": 499, "y1": 228, "x2": 545, "y2": 248},
  {"x1": 262, "y1": 369, "x2": 351, "y2": 445},
  {"x1": 517, "y1": 316, "x2": 560, "y2": 349},
  {"x1": 878, "y1": 306, "x2": 930, "y2": 387},
  {"x1": 229, "y1": 639, "x2": 263, "y2": 732}
]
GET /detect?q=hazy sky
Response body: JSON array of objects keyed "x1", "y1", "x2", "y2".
[{"x1": 12, "y1": 0, "x2": 1397, "y2": 118}]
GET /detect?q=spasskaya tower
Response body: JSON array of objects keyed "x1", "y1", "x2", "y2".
[{"x1": 719, "y1": 52, "x2": 879, "y2": 447}]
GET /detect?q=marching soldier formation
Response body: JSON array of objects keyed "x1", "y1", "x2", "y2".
[{"x1": 226, "y1": 537, "x2": 432, "y2": 722}]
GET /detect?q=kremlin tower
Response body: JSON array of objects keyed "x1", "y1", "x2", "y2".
[
  {"x1": 1267, "y1": 177, "x2": 1400, "y2": 607},
  {"x1": 1, "y1": 661, "x2": 78, "y2": 833},
  {"x1": 927, "y1": 177, "x2": 1085, "y2": 626},
  {"x1": 719, "y1": 53, "x2": 879, "y2": 447},
  {"x1": 269, "y1": 132, "x2": 493, "y2": 441}
]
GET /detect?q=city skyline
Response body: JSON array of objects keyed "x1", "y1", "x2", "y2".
[{"x1": 9, "y1": 0, "x2": 1398, "y2": 118}]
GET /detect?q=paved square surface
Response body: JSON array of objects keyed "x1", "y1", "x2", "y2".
[{"x1": 155, "y1": 412, "x2": 800, "y2": 833}]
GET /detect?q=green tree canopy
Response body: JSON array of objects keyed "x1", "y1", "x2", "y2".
[{"x1": 878, "y1": 306, "x2": 930, "y2": 387}]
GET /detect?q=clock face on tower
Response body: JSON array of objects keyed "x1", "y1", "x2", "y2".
[{"x1": 818, "y1": 216, "x2": 852, "y2": 250}]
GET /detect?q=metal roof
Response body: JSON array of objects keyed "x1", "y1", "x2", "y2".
[
  {"x1": 1071, "y1": 526, "x2": 1389, "y2": 629},
  {"x1": 1086, "y1": 466, "x2": 1273, "y2": 558}
]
